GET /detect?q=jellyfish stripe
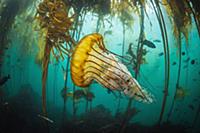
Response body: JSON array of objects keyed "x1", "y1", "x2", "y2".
[
  {"x1": 85, "y1": 60, "x2": 118, "y2": 79},
  {"x1": 70, "y1": 33, "x2": 154, "y2": 103},
  {"x1": 83, "y1": 64, "x2": 123, "y2": 81},
  {"x1": 87, "y1": 53, "x2": 127, "y2": 75},
  {"x1": 82, "y1": 60, "x2": 125, "y2": 89},
  {"x1": 70, "y1": 33, "x2": 128, "y2": 87},
  {"x1": 89, "y1": 49, "x2": 151, "y2": 101},
  {"x1": 83, "y1": 71, "x2": 118, "y2": 89},
  {"x1": 83, "y1": 61, "x2": 125, "y2": 88},
  {"x1": 83, "y1": 66, "x2": 118, "y2": 83},
  {"x1": 91, "y1": 47, "x2": 127, "y2": 73},
  {"x1": 83, "y1": 62, "x2": 124, "y2": 89},
  {"x1": 91, "y1": 47, "x2": 118, "y2": 63},
  {"x1": 85, "y1": 69, "x2": 120, "y2": 89},
  {"x1": 72, "y1": 65, "x2": 119, "y2": 89},
  {"x1": 71, "y1": 69, "x2": 118, "y2": 89}
]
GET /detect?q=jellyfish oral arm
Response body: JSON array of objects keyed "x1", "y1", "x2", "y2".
[{"x1": 70, "y1": 33, "x2": 154, "y2": 103}]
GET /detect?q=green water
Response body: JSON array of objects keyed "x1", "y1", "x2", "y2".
[{"x1": 0, "y1": 0, "x2": 200, "y2": 133}]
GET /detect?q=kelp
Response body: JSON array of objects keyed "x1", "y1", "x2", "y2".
[
  {"x1": 92, "y1": 0, "x2": 111, "y2": 32},
  {"x1": 167, "y1": 30, "x2": 182, "y2": 122},
  {"x1": 65, "y1": 0, "x2": 111, "y2": 33},
  {"x1": 30, "y1": 0, "x2": 200, "y2": 127},
  {"x1": 35, "y1": 0, "x2": 75, "y2": 115},
  {"x1": 0, "y1": 0, "x2": 33, "y2": 75},
  {"x1": 52, "y1": 62, "x2": 58, "y2": 106},
  {"x1": 150, "y1": 0, "x2": 170, "y2": 125},
  {"x1": 72, "y1": 85, "x2": 76, "y2": 119},
  {"x1": 120, "y1": 0, "x2": 145, "y2": 132},
  {"x1": 161, "y1": 0, "x2": 198, "y2": 124},
  {"x1": 64, "y1": 0, "x2": 92, "y2": 40},
  {"x1": 162, "y1": 0, "x2": 192, "y2": 44},
  {"x1": 12, "y1": 9, "x2": 38, "y2": 57},
  {"x1": 111, "y1": 0, "x2": 134, "y2": 30},
  {"x1": 135, "y1": 0, "x2": 145, "y2": 78},
  {"x1": 35, "y1": 29, "x2": 47, "y2": 66},
  {"x1": 188, "y1": 0, "x2": 200, "y2": 36},
  {"x1": 191, "y1": 103, "x2": 200, "y2": 129}
]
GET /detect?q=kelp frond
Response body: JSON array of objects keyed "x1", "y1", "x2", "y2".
[
  {"x1": 111, "y1": 0, "x2": 135, "y2": 30},
  {"x1": 162, "y1": 0, "x2": 192, "y2": 45},
  {"x1": 35, "y1": 0, "x2": 75, "y2": 115}
]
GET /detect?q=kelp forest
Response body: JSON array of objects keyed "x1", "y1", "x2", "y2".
[{"x1": 0, "y1": 0, "x2": 200, "y2": 133}]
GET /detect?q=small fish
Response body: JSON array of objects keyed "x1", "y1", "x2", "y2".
[
  {"x1": 38, "y1": 114, "x2": 54, "y2": 123},
  {"x1": 188, "y1": 104, "x2": 194, "y2": 110},
  {"x1": 0, "y1": 75, "x2": 10, "y2": 86},
  {"x1": 153, "y1": 39, "x2": 161, "y2": 43},
  {"x1": 172, "y1": 62, "x2": 177, "y2": 66},
  {"x1": 142, "y1": 39, "x2": 156, "y2": 48},
  {"x1": 191, "y1": 59, "x2": 195, "y2": 65},
  {"x1": 181, "y1": 52, "x2": 186, "y2": 56},
  {"x1": 158, "y1": 52, "x2": 164, "y2": 56},
  {"x1": 183, "y1": 57, "x2": 190, "y2": 63}
]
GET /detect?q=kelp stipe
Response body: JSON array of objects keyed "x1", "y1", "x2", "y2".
[
  {"x1": 167, "y1": 30, "x2": 182, "y2": 122},
  {"x1": 150, "y1": 0, "x2": 170, "y2": 125},
  {"x1": 119, "y1": 0, "x2": 146, "y2": 132},
  {"x1": 35, "y1": 0, "x2": 75, "y2": 115}
]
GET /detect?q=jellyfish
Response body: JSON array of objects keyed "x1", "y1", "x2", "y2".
[{"x1": 70, "y1": 33, "x2": 154, "y2": 103}]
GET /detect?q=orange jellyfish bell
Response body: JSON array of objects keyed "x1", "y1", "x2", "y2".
[{"x1": 70, "y1": 33, "x2": 154, "y2": 103}]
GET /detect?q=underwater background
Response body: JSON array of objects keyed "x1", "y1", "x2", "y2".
[{"x1": 0, "y1": 0, "x2": 200, "y2": 133}]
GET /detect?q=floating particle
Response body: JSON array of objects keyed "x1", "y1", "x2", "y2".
[{"x1": 172, "y1": 62, "x2": 177, "y2": 66}]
